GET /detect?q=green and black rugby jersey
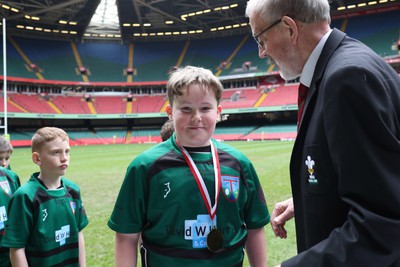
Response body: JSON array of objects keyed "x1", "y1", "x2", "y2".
[
  {"x1": 108, "y1": 134, "x2": 270, "y2": 266},
  {"x1": 0, "y1": 167, "x2": 20, "y2": 267},
  {"x1": 2, "y1": 172, "x2": 88, "y2": 267}
]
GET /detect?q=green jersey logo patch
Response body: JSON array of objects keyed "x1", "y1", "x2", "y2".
[
  {"x1": 221, "y1": 175, "x2": 239, "y2": 202},
  {"x1": 0, "y1": 180, "x2": 11, "y2": 196}
]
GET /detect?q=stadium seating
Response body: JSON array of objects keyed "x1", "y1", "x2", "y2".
[
  {"x1": 343, "y1": 11, "x2": 400, "y2": 57},
  {"x1": 8, "y1": 93, "x2": 57, "y2": 113},
  {"x1": 246, "y1": 124, "x2": 297, "y2": 140},
  {"x1": 92, "y1": 96, "x2": 127, "y2": 114},
  {"x1": 220, "y1": 87, "x2": 262, "y2": 109},
  {"x1": 134, "y1": 95, "x2": 166, "y2": 113},
  {"x1": 133, "y1": 41, "x2": 186, "y2": 82},
  {"x1": 2, "y1": 9, "x2": 398, "y2": 81},
  {"x1": 9, "y1": 37, "x2": 80, "y2": 81},
  {"x1": 258, "y1": 84, "x2": 298, "y2": 107},
  {"x1": 75, "y1": 42, "x2": 129, "y2": 82},
  {"x1": 0, "y1": 96, "x2": 26, "y2": 112},
  {"x1": 1, "y1": 8, "x2": 399, "y2": 147},
  {"x1": 2, "y1": 34, "x2": 274, "y2": 81},
  {"x1": 51, "y1": 95, "x2": 92, "y2": 114}
]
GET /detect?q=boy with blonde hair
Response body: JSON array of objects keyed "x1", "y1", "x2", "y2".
[
  {"x1": 108, "y1": 66, "x2": 269, "y2": 267},
  {"x1": 2, "y1": 127, "x2": 88, "y2": 266}
]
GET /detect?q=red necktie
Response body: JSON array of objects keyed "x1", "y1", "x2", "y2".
[{"x1": 297, "y1": 83, "x2": 309, "y2": 129}]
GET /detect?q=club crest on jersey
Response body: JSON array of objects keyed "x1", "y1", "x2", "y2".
[
  {"x1": 221, "y1": 175, "x2": 239, "y2": 202},
  {"x1": 70, "y1": 201, "x2": 76, "y2": 214},
  {"x1": 0, "y1": 180, "x2": 11, "y2": 196},
  {"x1": 305, "y1": 156, "x2": 318, "y2": 184}
]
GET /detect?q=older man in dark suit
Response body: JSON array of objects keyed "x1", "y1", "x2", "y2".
[{"x1": 246, "y1": 0, "x2": 400, "y2": 266}]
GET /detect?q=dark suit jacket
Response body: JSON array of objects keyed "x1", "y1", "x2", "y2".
[{"x1": 283, "y1": 29, "x2": 400, "y2": 266}]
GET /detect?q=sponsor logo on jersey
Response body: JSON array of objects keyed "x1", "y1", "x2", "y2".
[
  {"x1": 55, "y1": 225, "x2": 70, "y2": 246},
  {"x1": 184, "y1": 214, "x2": 217, "y2": 249},
  {"x1": 0, "y1": 206, "x2": 7, "y2": 229},
  {"x1": 0, "y1": 180, "x2": 11, "y2": 196},
  {"x1": 221, "y1": 175, "x2": 239, "y2": 202}
]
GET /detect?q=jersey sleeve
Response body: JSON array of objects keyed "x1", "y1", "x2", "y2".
[
  {"x1": 242, "y1": 160, "x2": 270, "y2": 229},
  {"x1": 2, "y1": 191, "x2": 33, "y2": 248},
  {"x1": 107, "y1": 157, "x2": 149, "y2": 233},
  {"x1": 76, "y1": 191, "x2": 89, "y2": 231}
]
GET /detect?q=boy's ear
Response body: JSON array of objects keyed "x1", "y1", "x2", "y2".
[
  {"x1": 32, "y1": 152, "x2": 41, "y2": 166},
  {"x1": 166, "y1": 105, "x2": 172, "y2": 119},
  {"x1": 216, "y1": 105, "x2": 222, "y2": 121},
  {"x1": 217, "y1": 105, "x2": 222, "y2": 114}
]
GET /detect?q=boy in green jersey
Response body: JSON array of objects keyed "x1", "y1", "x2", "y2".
[
  {"x1": 0, "y1": 136, "x2": 20, "y2": 267},
  {"x1": 108, "y1": 66, "x2": 270, "y2": 267},
  {"x1": 0, "y1": 136, "x2": 13, "y2": 170},
  {"x1": 2, "y1": 127, "x2": 88, "y2": 267},
  {"x1": 0, "y1": 167, "x2": 20, "y2": 267}
]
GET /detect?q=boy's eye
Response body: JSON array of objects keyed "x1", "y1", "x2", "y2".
[
  {"x1": 181, "y1": 107, "x2": 191, "y2": 113},
  {"x1": 201, "y1": 107, "x2": 211, "y2": 112}
]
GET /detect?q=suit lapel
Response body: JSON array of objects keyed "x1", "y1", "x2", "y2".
[
  {"x1": 299, "y1": 28, "x2": 347, "y2": 132},
  {"x1": 291, "y1": 29, "x2": 347, "y2": 172},
  {"x1": 312, "y1": 28, "x2": 346, "y2": 87}
]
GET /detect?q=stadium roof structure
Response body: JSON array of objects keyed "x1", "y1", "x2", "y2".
[{"x1": 0, "y1": 0, "x2": 399, "y2": 43}]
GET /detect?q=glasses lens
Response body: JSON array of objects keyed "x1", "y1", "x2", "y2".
[{"x1": 257, "y1": 38, "x2": 263, "y2": 47}]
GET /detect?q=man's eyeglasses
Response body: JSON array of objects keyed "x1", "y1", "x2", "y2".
[{"x1": 253, "y1": 18, "x2": 282, "y2": 48}]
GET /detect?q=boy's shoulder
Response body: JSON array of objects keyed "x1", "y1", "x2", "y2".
[
  {"x1": 0, "y1": 166, "x2": 17, "y2": 176},
  {"x1": 0, "y1": 166, "x2": 19, "y2": 182},
  {"x1": 11, "y1": 174, "x2": 40, "y2": 198},
  {"x1": 214, "y1": 140, "x2": 248, "y2": 159},
  {"x1": 133, "y1": 141, "x2": 174, "y2": 163},
  {"x1": 13, "y1": 175, "x2": 81, "y2": 199},
  {"x1": 61, "y1": 177, "x2": 81, "y2": 191},
  {"x1": 61, "y1": 176, "x2": 79, "y2": 188}
]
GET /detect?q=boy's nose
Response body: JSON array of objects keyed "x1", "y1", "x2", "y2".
[
  {"x1": 191, "y1": 112, "x2": 202, "y2": 122},
  {"x1": 60, "y1": 153, "x2": 69, "y2": 161},
  {"x1": 0, "y1": 159, "x2": 6, "y2": 167}
]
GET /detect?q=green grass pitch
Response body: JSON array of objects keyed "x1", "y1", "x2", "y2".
[{"x1": 11, "y1": 141, "x2": 297, "y2": 266}]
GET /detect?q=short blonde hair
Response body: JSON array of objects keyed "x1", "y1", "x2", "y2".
[
  {"x1": 0, "y1": 136, "x2": 13, "y2": 153},
  {"x1": 31, "y1": 127, "x2": 69, "y2": 152},
  {"x1": 167, "y1": 66, "x2": 223, "y2": 107}
]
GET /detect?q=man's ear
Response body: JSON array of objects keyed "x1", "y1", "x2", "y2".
[
  {"x1": 281, "y1": 15, "x2": 299, "y2": 43},
  {"x1": 32, "y1": 152, "x2": 41, "y2": 166},
  {"x1": 166, "y1": 105, "x2": 172, "y2": 120}
]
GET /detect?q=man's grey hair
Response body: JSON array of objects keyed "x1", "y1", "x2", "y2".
[{"x1": 246, "y1": 0, "x2": 331, "y2": 25}]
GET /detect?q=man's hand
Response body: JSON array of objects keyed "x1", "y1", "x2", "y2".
[{"x1": 270, "y1": 198, "x2": 294, "y2": 239}]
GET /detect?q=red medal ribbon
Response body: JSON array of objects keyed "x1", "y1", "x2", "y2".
[{"x1": 177, "y1": 140, "x2": 221, "y2": 220}]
